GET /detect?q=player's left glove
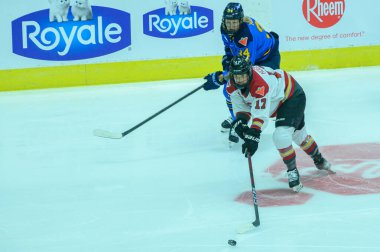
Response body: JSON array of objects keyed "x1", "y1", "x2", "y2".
[
  {"x1": 203, "y1": 71, "x2": 224, "y2": 90},
  {"x1": 231, "y1": 119, "x2": 249, "y2": 139},
  {"x1": 242, "y1": 128, "x2": 261, "y2": 158}
]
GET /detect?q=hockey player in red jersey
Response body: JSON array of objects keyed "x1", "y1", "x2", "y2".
[{"x1": 227, "y1": 56, "x2": 333, "y2": 192}]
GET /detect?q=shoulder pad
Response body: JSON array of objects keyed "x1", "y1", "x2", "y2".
[
  {"x1": 249, "y1": 70, "x2": 270, "y2": 98},
  {"x1": 226, "y1": 81, "x2": 237, "y2": 95}
]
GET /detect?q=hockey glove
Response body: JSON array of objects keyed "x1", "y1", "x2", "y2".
[
  {"x1": 242, "y1": 128, "x2": 261, "y2": 158},
  {"x1": 203, "y1": 71, "x2": 224, "y2": 91},
  {"x1": 231, "y1": 119, "x2": 249, "y2": 139},
  {"x1": 222, "y1": 55, "x2": 232, "y2": 71}
]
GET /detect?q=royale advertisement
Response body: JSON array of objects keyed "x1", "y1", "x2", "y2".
[
  {"x1": 0, "y1": 0, "x2": 379, "y2": 70},
  {"x1": 2, "y1": 0, "x2": 227, "y2": 69},
  {"x1": 143, "y1": 5, "x2": 214, "y2": 38},
  {"x1": 12, "y1": 6, "x2": 131, "y2": 60}
]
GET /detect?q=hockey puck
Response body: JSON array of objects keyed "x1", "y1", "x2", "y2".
[{"x1": 228, "y1": 239, "x2": 237, "y2": 246}]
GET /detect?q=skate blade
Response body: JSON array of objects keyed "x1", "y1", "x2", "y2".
[
  {"x1": 319, "y1": 167, "x2": 336, "y2": 174},
  {"x1": 326, "y1": 169, "x2": 336, "y2": 174},
  {"x1": 221, "y1": 128, "x2": 230, "y2": 133},
  {"x1": 320, "y1": 163, "x2": 336, "y2": 174},
  {"x1": 292, "y1": 183, "x2": 303, "y2": 193}
]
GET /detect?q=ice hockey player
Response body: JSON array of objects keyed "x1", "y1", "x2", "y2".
[
  {"x1": 226, "y1": 55, "x2": 333, "y2": 192},
  {"x1": 203, "y1": 2, "x2": 281, "y2": 144}
]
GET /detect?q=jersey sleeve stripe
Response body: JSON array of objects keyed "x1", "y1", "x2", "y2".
[
  {"x1": 251, "y1": 118, "x2": 264, "y2": 130},
  {"x1": 263, "y1": 48, "x2": 271, "y2": 56}
]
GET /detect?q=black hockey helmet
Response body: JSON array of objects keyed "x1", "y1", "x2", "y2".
[
  {"x1": 229, "y1": 55, "x2": 252, "y2": 90},
  {"x1": 222, "y1": 3, "x2": 244, "y2": 36},
  {"x1": 223, "y1": 2, "x2": 244, "y2": 20}
]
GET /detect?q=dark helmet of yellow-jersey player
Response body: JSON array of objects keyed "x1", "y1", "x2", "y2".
[
  {"x1": 222, "y1": 3, "x2": 244, "y2": 36},
  {"x1": 229, "y1": 56, "x2": 253, "y2": 90}
]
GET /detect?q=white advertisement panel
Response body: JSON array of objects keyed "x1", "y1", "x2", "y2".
[
  {"x1": 1, "y1": 0, "x2": 250, "y2": 70},
  {"x1": 272, "y1": 0, "x2": 380, "y2": 51},
  {"x1": 0, "y1": 0, "x2": 378, "y2": 70}
]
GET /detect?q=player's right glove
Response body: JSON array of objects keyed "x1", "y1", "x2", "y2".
[
  {"x1": 231, "y1": 118, "x2": 249, "y2": 139},
  {"x1": 203, "y1": 71, "x2": 224, "y2": 90},
  {"x1": 242, "y1": 128, "x2": 261, "y2": 158}
]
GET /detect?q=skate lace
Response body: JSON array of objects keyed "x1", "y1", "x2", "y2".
[
  {"x1": 287, "y1": 170, "x2": 299, "y2": 182},
  {"x1": 314, "y1": 158, "x2": 323, "y2": 165},
  {"x1": 313, "y1": 154, "x2": 324, "y2": 165}
]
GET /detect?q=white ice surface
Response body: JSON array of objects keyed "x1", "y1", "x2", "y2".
[{"x1": 1, "y1": 66, "x2": 380, "y2": 252}]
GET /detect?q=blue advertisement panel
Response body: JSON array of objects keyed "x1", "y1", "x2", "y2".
[
  {"x1": 12, "y1": 6, "x2": 131, "y2": 61},
  {"x1": 143, "y1": 6, "x2": 214, "y2": 39}
]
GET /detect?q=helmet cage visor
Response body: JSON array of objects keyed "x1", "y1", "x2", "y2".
[{"x1": 229, "y1": 56, "x2": 252, "y2": 90}]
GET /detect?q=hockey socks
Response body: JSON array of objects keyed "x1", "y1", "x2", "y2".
[{"x1": 278, "y1": 145, "x2": 303, "y2": 192}]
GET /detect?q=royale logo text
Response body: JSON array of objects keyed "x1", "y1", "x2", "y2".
[
  {"x1": 143, "y1": 6, "x2": 214, "y2": 38},
  {"x1": 12, "y1": 6, "x2": 131, "y2": 60}
]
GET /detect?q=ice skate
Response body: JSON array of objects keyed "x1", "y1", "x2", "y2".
[
  {"x1": 221, "y1": 116, "x2": 233, "y2": 133},
  {"x1": 313, "y1": 154, "x2": 335, "y2": 174},
  {"x1": 287, "y1": 169, "x2": 303, "y2": 192}
]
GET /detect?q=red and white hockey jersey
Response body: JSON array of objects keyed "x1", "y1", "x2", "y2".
[{"x1": 226, "y1": 66, "x2": 296, "y2": 131}]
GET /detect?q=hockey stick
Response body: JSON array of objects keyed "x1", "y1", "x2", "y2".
[
  {"x1": 93, "y1": 84, "x2": 204, "y2": 139},
  {"x1": 237, "y1": 155, "x2": 260, "y2": 234}
]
